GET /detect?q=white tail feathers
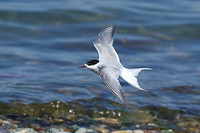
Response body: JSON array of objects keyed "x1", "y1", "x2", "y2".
[{"x1": 120, "y1": 67, "x2": 152, "y2": 92}]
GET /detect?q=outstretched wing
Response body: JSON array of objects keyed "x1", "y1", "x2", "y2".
[
  {"x1": 93, "y1": 26, "x2": 120, "y2": 62},
  {"x1": 99, "y1": 66, "x2": 124, "y2": 103}
]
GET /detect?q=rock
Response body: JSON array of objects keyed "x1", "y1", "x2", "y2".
[
  {"x1": 30, "y1": 123, "x2": 41, "y2": 131},
  {"x1": 93, "y1": 118, "x2": 120, "y2": 126},
  {"x1": 0, "y1": 126, "x2": 10, "y2": 133},
  {"x1": 69, "y1": 124, "x2": 79, "y2": 132},
  {"x1": 160, "y1": 130, "x2": 174, "y2": 133},
  {"x1": 75, "y1": 127, "x2": 95, "y2": 133},
  {"x1": 0, "y1": 120, "x2": 11, "y2": 128},
  {"x1": 0, "y1": 119, "x2": 18, "y2": 129},
  {"x1": 147, "y1": 123, "x2": 158, "y2": 127},
  {"x1": 0, "y1": 116, "x2": 7, "y2": 120},
  {"x1": 47, "y1": 128, "x2": 71, "y2": 133},
  {"x1": 133, "y1": 130, "x2": 144, "y2": 133},
  {"x1": 143, "y1": 130, "x2": 159, "y2": 133},
  {"x1": 47, "y1": 128, "x2": 59, "y2": 133},
  {"x1": 10, "y1": 128, "x2": 37, "y2": 133},
  {"x1": 94, "y1": 127, "x2": 109, "y2": 133},
  {"x1": 111, "y1": 130, "x2": 132, "y2": 133},
  {"x1": 177, "y1": 118, "x2": 200, "y2": 133},
  {"x1": 38, "y1": 131, "x2": 46, "y2": 133},
  {"x1": 135, "y1": 124, "x2": 140, "y2": 128},
  {"x1": 53, "y1": 119, "x2": 64, "y2": 123},
  {"x1": 91, "y1": 124, "x2": 109, "y2": 133},
  {"x1": 65, "y1": 115, "x2": 75, "y2": 120}
]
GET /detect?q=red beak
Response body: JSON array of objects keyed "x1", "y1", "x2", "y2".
[{"x1": 78, "y1": 65, "x2": 86, "y2": 68}]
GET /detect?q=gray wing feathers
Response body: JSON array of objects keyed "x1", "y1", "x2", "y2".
[
  {"x1": 99, "y1": 68, "x2": 125, "y2": 103},
  {"x1": 93, "y1": 26, "x2": 120, "y2": 62},
  {"x1": 94, "y1": 26, "x2": 115, "y2": 46},
  {"x1": 105, "y1": 79, "x2": 125, "y2": 103}
]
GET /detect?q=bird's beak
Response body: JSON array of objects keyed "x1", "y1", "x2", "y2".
[{"x1": 78, "y1": 65, "x2": 86, "y2": 68}]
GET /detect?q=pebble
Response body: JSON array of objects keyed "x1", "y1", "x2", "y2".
[
  {"x1": 135, "y1": 124, "x2": 140, "y2": 128},
  {"x1": 93, "y1": 117, "x2": 120, "y2": 126},
  {"x1": 143, "y1": 130, "x2": 159, "y2": 133},
  {"x1": 111, "y1": 130, "x2": 132, "y2": 133},
  {"x1": 47, "y1": 128, "x2": 71, "y2": 133},
  {"x1": 75, "y1": 128, "x2": 95, "y2": 133},
  {"x1": 160, "y1": 130, "x2": 174, "y2": 133},
  {"x1": 47, "y1": 128, "x2": 59, "y2": 133},
  {"x1": 133, "y1": 130, "x2": 144, "y2": 133},
  {"x1": 0, "y1": 119, "x2": 18, "y2": 129},
  {"x1": 94, "y1": 127, "x2": 109, "y2": 133},
  {"x1": 0, "y1": 126, "x2": 10, "y2": 133},
  {"x1": 10, "y1": 128, "x2": 37, "y2": 133}
]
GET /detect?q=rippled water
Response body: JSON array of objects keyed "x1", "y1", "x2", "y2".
[{"x1": 0, "y1": 0, "x2": 200, "y2": 119}]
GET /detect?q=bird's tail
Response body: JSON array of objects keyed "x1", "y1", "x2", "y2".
[{"x1": 120, "y1": 67, "x2": 152, "y2": 92}]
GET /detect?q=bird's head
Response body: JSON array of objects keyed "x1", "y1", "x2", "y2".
[{"x1": 78, "y1": 59, "x2": 99, "y2": 69}]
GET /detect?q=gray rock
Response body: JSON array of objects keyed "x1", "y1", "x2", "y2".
[
  {"x1": 9, "y1": 128, "x2": 37, "y2": 133},
  {"x1": 47, "y1": 128, "x2": 71, "y2": 133},
  {"x1": 47, "y1": 128, "x2": 59, "y2": 133},
  {"x1": 0, "y1": 127, "x2": 10, "y2": 133},
  {"x1": 75, "y1": 127, "x2": 96, "y2": 133},
  {"x1": 133, "y1": 130, "x2": 144, "y2": 133},
  {"x1": 70, "y1": 125, "x2": 79, "y2": 132}
]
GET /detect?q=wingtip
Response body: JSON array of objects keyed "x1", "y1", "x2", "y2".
[
  {"x1": 104, "y1": 25, "x2": 116, "y2": 38},
  {"x1": 119, "y1": 99, "x2": 125, "y2": 103},
  {"x1": 107, "y1": 25, "x2": 116, "y2": 30},
  {"x1": 110, "y1": 25, "x2": 116, "y2": 31},
  {"x1": 93, "y1": 25, "x2": 117, "y2": 46}
]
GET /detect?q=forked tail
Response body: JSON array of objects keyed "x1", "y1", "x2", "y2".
[{"x1": 120, "y1": 67, "x2": 152, "y2": 91}]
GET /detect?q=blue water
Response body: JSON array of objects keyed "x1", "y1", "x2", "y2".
[{"x1": 0, "y1": 0, "x2": 200, "y2": 117}]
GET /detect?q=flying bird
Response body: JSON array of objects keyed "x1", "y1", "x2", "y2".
[{"x1": 79, "y1": 26, "x2": 151, "y2": 103}]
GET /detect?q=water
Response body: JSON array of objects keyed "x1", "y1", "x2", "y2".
[{"x1": 0, "y1": 0, "x2": 200, "y2": 126}]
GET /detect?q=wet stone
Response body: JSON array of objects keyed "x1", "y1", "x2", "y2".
[
  {"x1": 160, "y1": 130, "x2": 174, "y2": 133},
  {"x1": 9, "y1": 128, "x2": 37, "y2": 133},
  {"x1": 133, "y1": 130, "x2": 144, "y2": 133},
  {"x1": 93, "y1": 118, "x2": 121, "y2": 127},
  {"x1": 0, "y1": 119, "x2": 18, "y2": 129},
  {"x1": 0, "y1": 126, "x2": 10, "y2": 133},
  {"x1": 110, "y1": 130, "x2": 132, "y2": 133},
  {"x1": 92, "y1": 125, "x2": 109, "y2": 133},
  {"x1": 143, "y1": 130, "x2": 159, "y2": 133},
  {"x1": 75, "y1": 127, "x2": 96, "y2": 133},
  {"x1": 176, "y1": 118, "x2": 200, "y2": 133},
  {"x1": 94, "y1": 127, "x2": 109, "y2": 133},
  {"x1": 47, "y1": 128, "x2": 71, "y2": 133}
]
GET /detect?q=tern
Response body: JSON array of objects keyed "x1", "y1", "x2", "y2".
[{"x1": 79, "y1": 26, "x2": 151, "y2": 103}]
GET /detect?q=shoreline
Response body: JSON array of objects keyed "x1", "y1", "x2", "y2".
[{"x1": 0, "y1": 100, "x2": 199, "y2": 133}]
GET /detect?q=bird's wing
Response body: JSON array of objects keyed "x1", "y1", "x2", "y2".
[
  {"x1": 93, "y1": 26, "x2": 120, "y2": 63},
  {"x1": 99, "y1": 66, "x2": 124, "y2": 103}
]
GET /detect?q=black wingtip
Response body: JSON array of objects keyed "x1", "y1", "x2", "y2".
[{"x1": 111, "y1": 26, "x2": 116, "y2": 38}]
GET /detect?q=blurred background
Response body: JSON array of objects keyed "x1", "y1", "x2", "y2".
[{"x1": 0, "y1": 0, "x2": 200, "y2": 132}]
